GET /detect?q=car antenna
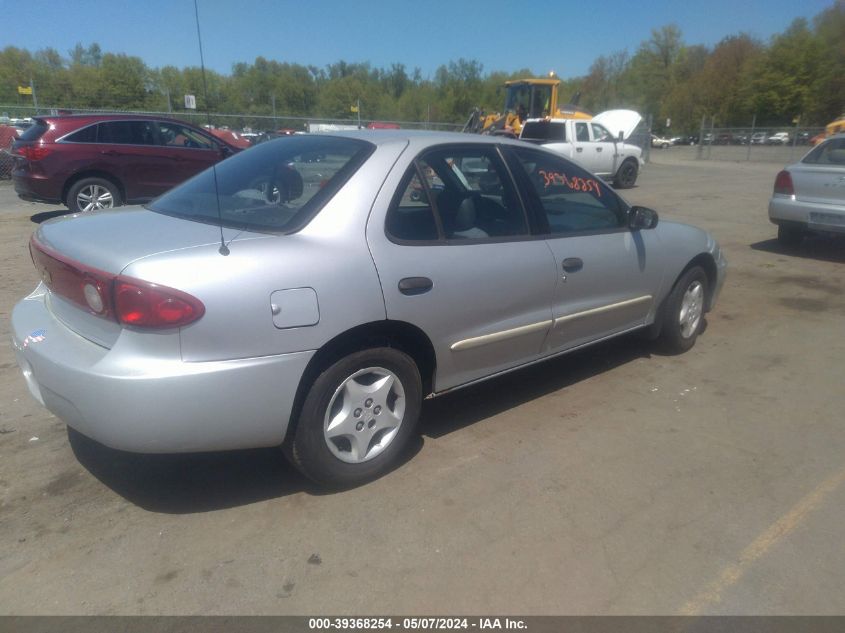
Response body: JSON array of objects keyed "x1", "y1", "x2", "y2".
[{"x1": 193, "y1": 0, "x2": 229, "y2": 256}]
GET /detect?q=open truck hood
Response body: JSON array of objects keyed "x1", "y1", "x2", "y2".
[{"x1": 592, "y1": 110, "x2": 643, "y2": 140}]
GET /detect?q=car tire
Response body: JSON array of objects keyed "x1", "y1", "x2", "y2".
[
  {"x1": 289, "y1": 347, "x2": 422, "y2": 488},
  {"x1": 777, "y1": 224, "x2": 804, "y2": 248},
  {"x1": 613, "y1": 159, "x2": 638, "y2": 188},
  {"x1": 657, "y1": 266, "x2": 708, "y2": 354},
  {"x1": 67, "y1": 177, "x2": 121, "y2": 213}
]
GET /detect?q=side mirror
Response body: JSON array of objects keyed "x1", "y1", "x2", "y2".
[
  {"x1": 218, "y1": 144, "x2": 233, "y2": 157},
  {"x1": 628, "y1": 206, "x2": 659, "y2": 230}
]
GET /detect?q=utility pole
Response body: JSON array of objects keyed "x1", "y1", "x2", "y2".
[
  {"x1": 165, "y1": 88, "x2": 172, "y2": 113},
  {"x1": 30, "y1": 77, "x2": 38, "y2": 113},
  {"x1": 746, "y1": 114, "x2": 756, "y2": 161},
  {"x1": 271, "y1": 93, "x2": 277, "y2": 130}
]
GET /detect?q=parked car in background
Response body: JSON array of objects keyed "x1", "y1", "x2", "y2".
[
  {"x1": 769, "y1": 134, "x2": 845, "y2": 247},
  {"x1": 205, "y1": 126, "x2": 252, "y2": 149},
  {"x1": 651, "y1": 134, "x2": 672, "y2": 148},
  {"x1": 11, "y1": 130, "x2": 725, "y2": 487},
  {"x1": 0, "y1": 124, "x2": 16, "y2": 179},
  {"x1": 767, "y1": 132, "x2": 790, "y2": 145},
  {"x1": 750, "y1": 132, "x2": 768, "y2": 145},
  {"x1": 11, "y1": 114, "x2": 240, "y2": 213}
]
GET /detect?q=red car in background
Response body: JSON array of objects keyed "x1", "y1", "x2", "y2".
[{"x1": 11, "y1": 114, "x2": 240, "y2": 212}]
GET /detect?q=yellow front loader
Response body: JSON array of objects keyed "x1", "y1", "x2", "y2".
[{"x1": 462, "y1": 77, "x2": 592, "y2": 137}]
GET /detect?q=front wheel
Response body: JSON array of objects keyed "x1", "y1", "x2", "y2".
[
  {"x1": 288, "y1": 347, "x2": 422, "y2": 488},
  {"x1": 613, "y1": 159, "x2": 638, "y2": 189},
  {"x1": 67, "y1": 177, "x2": 121, "y2": 213},
  {"x1": 657, "y1": 266, "x2": 708, "y2": 354}
]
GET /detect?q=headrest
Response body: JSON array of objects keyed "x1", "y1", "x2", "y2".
[{"x1": 277, "y1": 164, "x2": 303, "y2": 202}]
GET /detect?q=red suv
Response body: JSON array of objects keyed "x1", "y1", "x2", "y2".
[{"x1": 12, "y1": 114, "x2": 239, "y2": 212}]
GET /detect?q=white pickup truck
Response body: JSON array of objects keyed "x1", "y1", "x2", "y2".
[{"x1": 519, "y1": 110, "x2": 645, "y2": 188}]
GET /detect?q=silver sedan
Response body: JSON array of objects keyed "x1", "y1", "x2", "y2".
[
  {"x1": 11, "y1": 131, "x2": 726, "y2": 487},
  {"x1": 769, "y1": 134, "x2": 845, "y2": 246}
]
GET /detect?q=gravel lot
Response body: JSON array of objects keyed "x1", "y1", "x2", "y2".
[{"x1": 1, "y1": 150, "x2": 843, "y2": 615}]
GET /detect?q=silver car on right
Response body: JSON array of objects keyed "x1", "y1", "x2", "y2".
[{"x1": 769, "y1": 134, "x2": 845, "y2": 246}]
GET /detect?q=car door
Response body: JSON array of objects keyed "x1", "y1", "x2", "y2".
[
  {"x1": 367, "y1": 143, "x2": 557, "y2": 392},
  {"x1": 570, "y1": 121, "x2": 595, "y2": 171},
  {"x1": 154, "y1": 121, "x2": 224, "y2": 190},
  {"x1": 93, "y1": 120, "x2": 164, "y2": 201},
  {"x1": 589, "y1": 121, "x2": 618, "y2": 177},
  {"x1": 505, "y1": 145, "x2": 663, "y2": 353}
]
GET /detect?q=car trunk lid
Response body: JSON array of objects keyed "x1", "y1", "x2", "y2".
[
  {"x1": 32, "y1": 207, "x2": 269, "y2": 347},
  {"x1": 790, "y1": 163, "x2": 845, "y2": 207}
]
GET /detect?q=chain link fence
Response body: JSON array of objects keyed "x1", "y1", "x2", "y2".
[
  {"x1": 1, "y1": 104, "x2": 833, "y2": 182},
  {"x1": 691, "y1": 119, "x2": 826, "y2": 164},
  {"x1": 0, "y1": 104, "x2": 464, "y2": 181}
]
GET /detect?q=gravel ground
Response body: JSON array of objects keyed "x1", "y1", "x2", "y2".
[{"x1": 0, "y1": 149, "x2": 843, "y2": 615}]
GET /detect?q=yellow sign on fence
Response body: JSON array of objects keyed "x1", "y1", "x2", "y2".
[{"x1": 18, "y1": 85, "x2": 33, "y2": 95}]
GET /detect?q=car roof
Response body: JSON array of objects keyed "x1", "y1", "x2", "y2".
[
  {"x1": 322, "y1": 129, "x2": 530, "y2": 151},
  {"x1": 34, "y1": 113, "x2": 201, "y2": 126}
]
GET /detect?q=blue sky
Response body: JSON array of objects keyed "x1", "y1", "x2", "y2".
[{"x1": 0, "y1": 0, "x2": 834, "y2": 78}]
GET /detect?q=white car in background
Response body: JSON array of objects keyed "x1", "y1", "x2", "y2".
[
  {"x1": 769, "y1": 134, "x2": 845, "y2": 246},
  {"x1": 520, "y1": 110, "x2": 644, "y2": 188},
  {"x1": 651, "y1": 134, "x2": 672, "y2": 149}
]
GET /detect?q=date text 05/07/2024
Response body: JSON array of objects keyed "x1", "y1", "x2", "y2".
[{"x1": 308, "y1": 618, "x2": 527, "y2": 630}]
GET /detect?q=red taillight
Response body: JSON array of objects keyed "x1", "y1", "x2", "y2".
[
  {"x1": 30, "y1": 236, "x2": 204, "y2": 329},
  {"x1": 774, "y1": 170, "x2": 794, "y2": 196},
  {"x1": 14, "y1": 145, "x2": 52, "y2": 161},
  {"x1": 114, "y1": 278, "x2": 204, "y2": 328}
]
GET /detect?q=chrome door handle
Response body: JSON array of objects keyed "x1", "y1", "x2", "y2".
[
  {"x1": 596, "y1": 147, "x2": 603, "y2": 152},
  {"x1": 576, "y1": 147, "x2": 583, "y2": 153}
]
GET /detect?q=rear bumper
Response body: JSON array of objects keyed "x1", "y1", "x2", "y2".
[
  {"x1": 11, "y1": 286, "x2": 315, "y2": 453},
  {"x1": 769, "y1": 195, "x2": 845, "y2": 235},
  {"x1": 13, "y1": 170, "x2": 62, "y2": 205}
]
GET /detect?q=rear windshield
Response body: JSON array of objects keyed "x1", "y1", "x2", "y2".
[
  {"x1": 147, "y1": 135, "x2": 374, "y2": 233},
  {"x1": 521, "y1": 121, "x2": 566, "y2": 143},
  {"x1": 802, "y1": 138, "x2": 845, "y2": 165},
  {"x1": 19, "y1": 120, "x2": 49, "y2": 142}
]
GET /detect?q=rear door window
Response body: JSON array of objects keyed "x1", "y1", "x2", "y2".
[
  {"x1": 96, "y1": 121, "x2": 156, "y2": 145},
  {"x1": 386, "y1": 146, "x2": 529, "y2": 242}
]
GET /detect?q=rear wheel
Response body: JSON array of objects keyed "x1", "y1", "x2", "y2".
[
  {"x1": 658, "y1": 266, "x2": 708, "y2": 354},
  {"x1": 67, "y1": 177, "x2": 121, "y2": 213},
  {"x1": 613, "y1": 159, "x2": 638, "y2": 188},
  {"x1": 288, "y1": 347, "x2": 422, "y2": 488},
  {"x1": 777, "y1": 224, "x2": 804, "y2": 248}
]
